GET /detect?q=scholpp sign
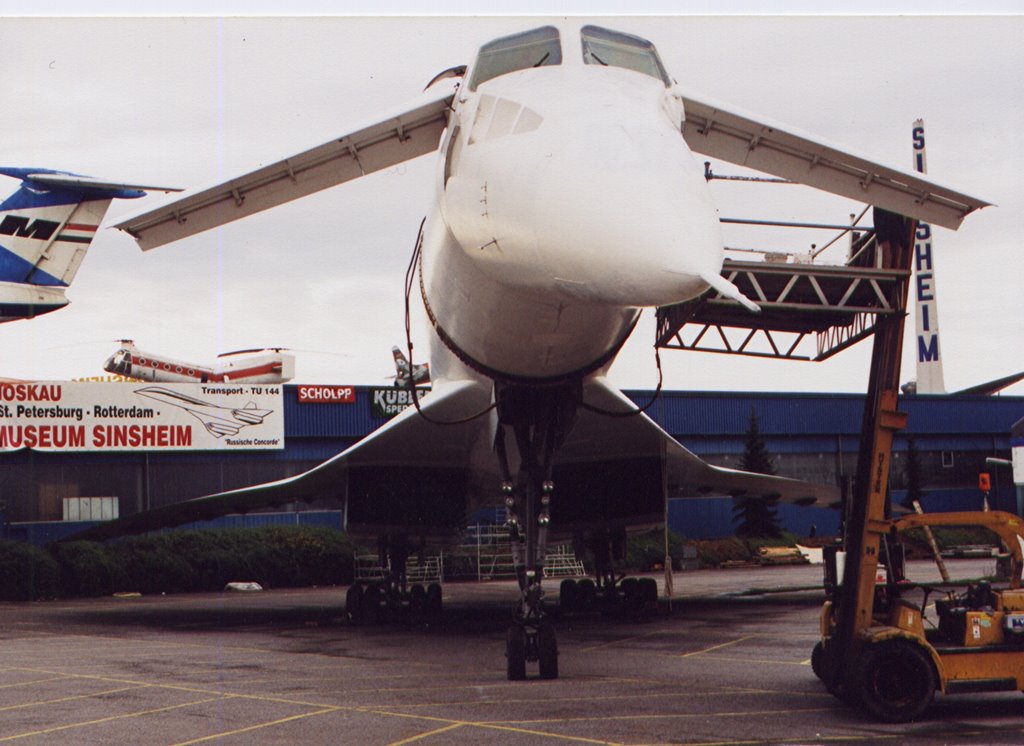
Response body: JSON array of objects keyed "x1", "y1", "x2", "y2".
[{"x1": 297, "y1": 385, "x2": 355, "y2": 404}]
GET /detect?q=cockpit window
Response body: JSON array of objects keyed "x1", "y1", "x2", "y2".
[
  {"x1": 468, "y1": 26, "x2": 562, "y2": 91},
  {"x1": 580, "y1": 25, "x2": 670, "y2": 86}
]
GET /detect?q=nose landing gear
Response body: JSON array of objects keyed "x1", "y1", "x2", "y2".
[
  {"x1": 496, "y1": 382, "x2": 578, "y2": 681},
  {"x1": 503, "y1": 471, "x2": 560, "y2": 680}
]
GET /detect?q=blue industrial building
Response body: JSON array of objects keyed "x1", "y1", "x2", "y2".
[{"x1": 1, "y1": 385, "x2": 1020, "y2": 543}]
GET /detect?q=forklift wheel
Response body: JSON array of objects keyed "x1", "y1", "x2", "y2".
[
  {"x1": 810, "y1": 641, "x2": 824, "y2": 680},
  {"x1": 854, "y1": 640, "x2": 936, "y2": 723}
]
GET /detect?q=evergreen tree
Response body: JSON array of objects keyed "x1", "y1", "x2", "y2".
[
  {"x1": 732, "y1": 408, "x2": 782, "y2": 538},
  {"x1": 900, "y1": 437, "x2": 926, "y2": 510}
]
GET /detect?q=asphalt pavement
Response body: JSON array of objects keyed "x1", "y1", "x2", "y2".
[{"x1": 1, "y1": 559, "x2": 1021, "y2": 745}]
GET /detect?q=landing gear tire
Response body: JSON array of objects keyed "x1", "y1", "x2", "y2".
[
  {"x1": 537, "y1": 622, "x2": 559, "y2": 680},
  {"x1": 409, "y1": 583, "x2": 426, "y2": 618},
  {"x1": 425, "y1": 582, "x2": 443, "y2": 621},
  {"x1": 345, "y1": 584, "x2": 364, "y2": 624},
  {"x1": 620, "y1": 577, "x2": 642, "y2": 615},
  {"x1": 638, "y1": 577, "x2": 658, "y2": 607},
  {"x1": 362, "y1": 584, "x2": 382, "y2": 625},
  {"x1": 559, "y1": 579, "x2": 578, "y2": 614},
  {"x1": 506, "y1": 626, "x2": 527, "y2": 681},
  {"x1": 854, "y1": 640, "x2": 936, "y2": 723},
  {"x1": 577, "y1": 578, "x2": 596, "y2": 609}
]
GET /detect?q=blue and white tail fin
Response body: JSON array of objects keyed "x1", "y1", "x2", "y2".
[{"x1": 0, "y1": 168, "x2": 178, "y2": 322}]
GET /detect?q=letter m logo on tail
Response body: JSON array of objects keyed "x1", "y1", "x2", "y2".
[{"x1": 0, "y1": 215, "x2": 60, "y2": 241}]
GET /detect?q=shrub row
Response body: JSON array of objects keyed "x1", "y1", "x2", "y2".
[{"x1": 0, "y1": 526, "x2": 357, "y2": 601}]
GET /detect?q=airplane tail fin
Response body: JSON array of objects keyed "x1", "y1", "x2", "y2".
[
  {"x1": 0, "y1": 168, "x2": 173, "y2": 291},
  {"x1": 392, "y1": 345, "x2": 411, "y2": 375}
]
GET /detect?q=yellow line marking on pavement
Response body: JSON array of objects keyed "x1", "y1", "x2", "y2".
[
  {"x1": 679, "y1": 635, "x2": 754, "y2": 658},
  {"x1": 471, "y1": 722, "x2": 617, "y2": 744},
  {"x1": 367, "y1": 710, "x2": 619, "y2": 746},
  {"x1": 677, "y1": 653, "x2": 814, "y2": 667},
  {"x1": 172, "y1": 707, "x2": 343, "y2": 745},
  {"x1": 677, "y1": 734, "x2": 908, "y2": 746},
  {"x1": 363, "y1": 707, "x2": 616, "y2": 744},
  {"x1": 580, "y1": 628, "x2": 673, "y2": 652},
  {"x1": 0, "y1": 695, "x2": 227, "y2": 741},
  {"x1": 5, "y1": 666, "x2": 346, "y2": 711},
  {"x1": 481, "y1": 705, "x2": 838, "y2": 726},
  {"x1": 387, "y1": 722, "x2": 466, "y2": 745},
  {"x1": 0, "y1": 677, "x2": 69, "y2": 689},
  {"x1": 0, "y1": 685, "x2": 150, "y2": 712},
  {"x1": 359, "y1": 687, "x2": 761, "y2": 711}
]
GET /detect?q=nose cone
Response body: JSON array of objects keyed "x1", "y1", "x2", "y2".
[
  {"x1": 529, "y1": 127, "x2": 723, "y2": 305},
  {"x1": 444, "y1": 68, "x2": 724, "y2": 307}
]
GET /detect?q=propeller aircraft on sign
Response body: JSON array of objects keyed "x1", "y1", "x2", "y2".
[
  {"x1": 103, "y1": 340, "x2": 295, "y2": 384},
  {"x1": 92, "y1": 23, "x2": 986, "y2": 679}
]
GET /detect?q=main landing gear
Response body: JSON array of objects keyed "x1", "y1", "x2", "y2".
[
  {"x1": 559, "y1": 529, "x2": 658, "y2": 617},
  {"x1": 496, "y1": 382, "x2": 577, "y2": 681},
  {"x1": 345, "y1": 535, "x2": 443, "y2": 625}
]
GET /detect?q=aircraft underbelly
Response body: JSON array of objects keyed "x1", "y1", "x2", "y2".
[{"x1": 421, "y1": 217, "x2": 638, "y2": 381}]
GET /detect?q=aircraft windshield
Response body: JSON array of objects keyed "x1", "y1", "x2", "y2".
[
  {"x1": 468, "y1": 26, "x2": 562, "y2": 91},
  {"x1": 580, "y1": 25, "x2": 670, "y2": 85}
]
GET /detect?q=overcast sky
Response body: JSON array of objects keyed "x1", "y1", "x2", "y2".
[{"x1": 1, "y1": 11, "x2": 1021, "y2": 396}]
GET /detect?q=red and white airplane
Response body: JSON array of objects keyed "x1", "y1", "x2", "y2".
[
  {"x1": 103, "y1": 23, "x2": 986, "y2": 678},
  {"x1": 103, "y1": 340, "x2": 295, "y2": 384}
]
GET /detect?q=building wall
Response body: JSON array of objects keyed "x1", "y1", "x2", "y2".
[{"x1": 1, "y1": 386, "x2": 1020, "y2": 539}]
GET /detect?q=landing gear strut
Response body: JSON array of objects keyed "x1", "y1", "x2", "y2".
[{"x1": 496, "y1": 382, "x2": 577, "y2": 680}]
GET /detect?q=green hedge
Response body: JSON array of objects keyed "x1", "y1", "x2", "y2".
[
  {"x1": 626, "y1": 529, "x2": 689, "y2": 571},
  {"x1": 0, "y1": 540, "x2": 59, "y2": 601},
  {"x1": 0, "y1": 526, "x2": 358, "y2": 600}
]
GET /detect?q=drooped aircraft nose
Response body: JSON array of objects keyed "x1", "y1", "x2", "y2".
[
  {"x1": 444, "y1": 71, "x2": 724, "y2": 308},
  {"x1": 525, "y1": 126, "x2": 724, "y2": 306}
]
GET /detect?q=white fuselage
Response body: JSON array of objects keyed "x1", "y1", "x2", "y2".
[
  {"x1": 104, "y1": 345, "x2": 294, "y2": 384},
  {"x1": 421, "y1": 53, "x2": 723, "y2": 384}
]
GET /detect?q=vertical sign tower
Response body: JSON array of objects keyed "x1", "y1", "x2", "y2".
[{"x1": 911, "y1": 119, "x2": 946, "y2": 393}]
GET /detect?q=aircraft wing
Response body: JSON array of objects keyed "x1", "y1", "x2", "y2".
[
  {"x1": 676, "y1": 89, "x2": 990, "y2": 230},
  {"x1": 571, "y1": 377, "x2": 838, "y2": 506},
  {"x1": 68, "y1": 377, "x2": 495, "y2": 543},
  {"x1": 113, "y1": 78, "x2": 459, "y2": 250},
  {"x1": 68, "y1": 375, "x2": 835, "y2": 544},
  {"x1": 953, "y1": 370, "x2": 1024, "y2": 396}
]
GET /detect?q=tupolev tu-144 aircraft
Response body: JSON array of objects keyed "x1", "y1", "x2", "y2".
[{"x1": 100, "y1": 23, "x2": 987, "y2": 679}]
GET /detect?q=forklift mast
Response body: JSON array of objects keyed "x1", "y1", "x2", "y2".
[{"x1": 829, "y1": 208, "x2": 917, "y2": 689}]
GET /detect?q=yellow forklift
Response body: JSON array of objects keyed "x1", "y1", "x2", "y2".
[
  {"x1": 812, "y1": 210, "x2": 1024, "y2": 721},
  {"x1": 814, "y1": 510, "x2": 1024, "y2": 721}
]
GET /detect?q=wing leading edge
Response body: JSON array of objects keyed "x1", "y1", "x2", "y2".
[
  {"x1": 114, "y1": 78, "x2": 459, "y2": 250},
  {"x1": 677, "y1": 89, "x2": 990, "y2": 230}
]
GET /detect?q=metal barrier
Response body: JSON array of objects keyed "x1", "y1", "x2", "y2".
[{"x1": 352, "y1": 525, "x2": 587, "y2": 583}]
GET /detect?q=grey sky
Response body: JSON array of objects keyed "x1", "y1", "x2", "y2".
[{"x1": 1, "y1": 14, "x2": 1021, "y2": 395}]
